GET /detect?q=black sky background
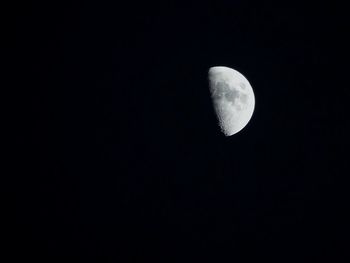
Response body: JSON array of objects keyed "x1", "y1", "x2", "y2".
[{"x1": 8, "y1": 1, "x2": 349, "y2": 262}]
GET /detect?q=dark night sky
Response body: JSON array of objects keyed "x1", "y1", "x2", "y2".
[{"x1": 9, "y1": 1, "x2": 349, "y2": 262}]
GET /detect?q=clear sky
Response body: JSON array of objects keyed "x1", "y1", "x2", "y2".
[{"x1": 10, "y1": 1, "x2": 348, "y2": 262}]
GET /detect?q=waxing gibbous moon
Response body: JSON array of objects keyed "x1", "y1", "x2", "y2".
[{"x1": 208, "y1": 66, "x2": 255, "y2": 136}]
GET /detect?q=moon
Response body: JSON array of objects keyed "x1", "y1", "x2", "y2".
[{"x1": 208, "y1": 66, "x2": 255, "y2": 136}]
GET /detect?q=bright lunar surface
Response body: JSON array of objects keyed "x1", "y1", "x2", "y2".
[{"x1": 208, "y1": 66, "x2": 255, "y2": 136}]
